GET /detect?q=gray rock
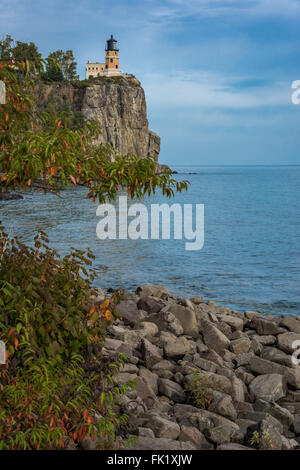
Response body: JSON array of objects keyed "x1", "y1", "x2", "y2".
[
  {"x1": 135, "y1": 376, "x2": 158, "y2": 410},
  {"x1": 218, "y1": 315, "x2": 244, "y2": 331},
  {"x1": 136, "y1": 321, "x2": 159, "y2": 338},
  {"x1": 249, "y1": 356, "x2": 300, "y2": 388},
  {"x1": 280, "y1": 316, "x2": 300, "y2": 334},
  {"x1": 193, "y1": 354, "x2": 218, "y2": 373},
  {"x1": 231, "y1": 377, "x2": 246, "y2": 402},
  {"x1": 277, "y1": 332, "x2": 300, "y2": 354},
  {"x1": 147, "y1": 415, "x2": 180, "y2": 439},
  {"x1": 251, "y1": 334, "x2": 276, "y2": 346},
  {"x1": 234, "y1": 352, "x2": 254, "y2": 367},
  {"x1": 293, "y1": 416, "x2": 300, "y2": 435},
  {"x1": 249, "y1": 374, "x2": 287, "y2": 402},
  {"x1": 164, "y1": 336, "x2": 196, "y2": 361},
  {"x1": 152, "y1": 360, "x2": 176, "y2": 373},
  {"x1": 141, "y1": 338, "x2": 163, "y2": 368},
  {"x1": 261, "y1": 346, "x2": 295, "y2": 368},
  {"x1": 168, "y1": 304, "x2": 199, "y2": 338},
  {"x1": 188, "y1": 371, "x2": 232, "y2": 396},
  {"x1": 230, "y1": 337, "x2": 251, "y2": 355},
  {"x1": 208, "y1": 391, "x2": 237, "y2": 421},
  {"x1": 138, "y1": 427, "x2": 155, "y2": 438},
  {"x1": 131, "y1": 436, "x2": 195, "y2": 450},
  {"x1": 137, "y1": 296, "x2": 165, "y2": 314},
  {"x1": 253, "y1": 399, "x2": 294, "y2": 430},
  {"x1": 115, "y1": 372, "x2": 138, "y2": 385},
  {"x1": 245, "y1": 311, "x2": 261, "y2": 320},
  {"x1": 116, "y1": 300, "x2": 144, "y2": 325},
  {"x1": 173, "y1": 404, "x2": 202, "y2": 422},
  {"x1": 202, "y1": 323, "x2": 230, "y2": 355},
  {"x1": 281, "y1": 436, "x2": 299, "y2": 450},
  {"x1": 158, "y1": 378, "x2": 186, "y2": 403},
  {"x1": 204, "y1": 425, "x2": 237, "y2": 445},
  {"x1": 179, "y1": 425, "x2": 214, "y2": 449},
  {"x1": 190, "y1": 296, "x2": 203, "y2": 305},
  {"x1": 136, "y1": 285, "x2": 171, "y2": 299},
  {"x1": 139, "y1": 367, "x2": 158, "y2": 394},
  {"x1": 250, "y1": 318, "x2": 283, "y2": 336},
  {"x1": 147, "y1": 311, "x2": 184, "y2": 336},
  {"x1": 217, "y1": 443, "x2": 254, "y2": 450},
  {"x1": 259, "y1": 415, "x2": 283, "y2": 449}
]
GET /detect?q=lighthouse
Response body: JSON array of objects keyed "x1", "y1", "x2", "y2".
[
  {"x1": 86, "y1": 35, "x2": 121, "y2": 79},
  {"x1": 105, "y1": 35, "x2": 120, "y2": 76}
]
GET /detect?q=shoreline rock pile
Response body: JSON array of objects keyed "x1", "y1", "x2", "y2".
[{"x1": 98, "y1": 285, "x2": 300, "y2": 450}]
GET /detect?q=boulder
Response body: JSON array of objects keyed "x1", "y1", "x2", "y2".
[
  {"x1": 136, "y1": 321, "x2": 159, "y2": 338},
  {"x1": 136, "y1": 285, "x2": 171, "y2": 299},
  {"x1": 147, "y1": 415, "x2": 180, "y2": 439},
  {"x1": 249, "y1": 356, "x2": 300, "y2": 388},
  {"x1": 193, "y1": 355, "x2": 218, "y2": 373},
  {"x1": 250, "y1": 318, "x2": 283, "y2": 336},
  {"x1": 217, "y1": 443, "x2": 253, "y2": 450},
  {"x1": 204, "y1": 425, "x2": 237, "y2": 445},
  {"x1": 116, "y1": 300, "x2": 144, "y2": 325},
  {"x1": 179, "y1": 425, "x2": 214, "y2": 450},
  {"x1": 137, "y1": 296, "x2": 165, "y2": 314},
  {"x1": 230, "y1": 337, "x2": 251, "y2": 355},
  {"x1": 164, "y1": 336, "x2": 196, "y2": 361},
  {"x1": 277, "y1": 332, "x2": 300, "y2": 354},
  {"x1": 202, "y1": 323, "x2": 230, "y2": 355},
  {"x1": 141, "y1": 338, "x2": 163, "y2": 368},
  {"x1": 249, "y1": 374, "x2": 286, "y2": 402},
  {"x1": 208, "y1": 391, "x2": 237, "y2": 421},
  {"x1": 139, "y1": 367, "x2": 158, "y2": 394},
  {"x1": 152, "y1": 360, "x2": 176, "y2": 373},
  {"x1": 168, "y1": 304, "x2": 199, "y2": 338},
  {"x1": 147, "y1": 311, "x2": 184, "y2": 336},
  {"x1": 253, "y1": 399, "x2": 294, "y2": 430},
  {"x1": 279, "y1": 316, "x2": 300, "y2": 334},
  {"x1": 218, "y1": 315, "x2": 244, "y2": 331},
  {"x1": 131, "y1": 436, "x2": 195, "y2": 450},
  {"x1": 158, "y1": 378, "x2": 186, "y2": 403},
  {"x1": 135, "y1": 376, "x2": 158, "y2": 410}
]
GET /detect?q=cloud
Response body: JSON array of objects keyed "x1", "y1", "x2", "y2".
[
  {"x1": 147, "y1": 0, "x2": 300, "y2": 23},
  {"x1": 142, "y1": 70, "x2": 291, "y2": 112}
]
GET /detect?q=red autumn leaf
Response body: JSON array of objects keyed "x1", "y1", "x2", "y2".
[{"x1": 57, "y1": 120, "x2": 62, "y2": 128}]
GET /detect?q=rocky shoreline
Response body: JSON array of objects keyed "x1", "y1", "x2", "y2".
[{"x1": 89, "y1": 285, "x2": 300, "y2": 451}]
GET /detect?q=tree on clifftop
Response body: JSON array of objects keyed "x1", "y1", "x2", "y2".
[{"x1": 45, "y1": 49, "x2": 79, "y2": 81}]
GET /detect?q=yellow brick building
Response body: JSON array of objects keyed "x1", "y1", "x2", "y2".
[{"x1": 86, "y1": 35, "x2": 121, "y2": 78}]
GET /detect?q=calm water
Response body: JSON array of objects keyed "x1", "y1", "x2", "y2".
[{"x1": 1, "y1": 165, "x2": 300, "y2": 316}]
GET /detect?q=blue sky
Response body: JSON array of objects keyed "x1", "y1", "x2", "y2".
[{"x1": 1, "y1": 0, "x2": 300, "y2": 165}]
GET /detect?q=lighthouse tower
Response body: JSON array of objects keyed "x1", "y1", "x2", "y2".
[
  {"x1": 104, "y1": 35, "x2": 120, "y2": 76},
  {"x1": 85, "y1": 34, "x2": 121, "y2": 79}
]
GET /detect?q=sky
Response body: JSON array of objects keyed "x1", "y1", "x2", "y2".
[{"x1": 1, "y1": 0, "x2": 300, "y2": 166}]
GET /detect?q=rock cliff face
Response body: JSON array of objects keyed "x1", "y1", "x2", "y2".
[{"x1": 36, "y1": 77, "x2": 160, "y2": 162}]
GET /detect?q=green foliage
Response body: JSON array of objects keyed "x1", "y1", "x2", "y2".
[
  {"x1": 184, "y1": 372, "x2": 213, "y2": 409},
  {"x1": 45, "y1": 49, "x2": 79, "y2": 81},
  {"x1": 0, "y1": 226, "x2": 132, "y2": 449},
  {"x1": 42, "y1": 62, "x2": 64, "y2": 82},
  {"x1": 0, "y1": 35, "x2": 14, "y2": 60},
  {"x1": 250, "y1": 430, "x2": 274, "y2": 450}
]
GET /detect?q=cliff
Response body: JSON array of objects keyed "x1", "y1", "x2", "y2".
[{"x1": 35, "y1": 76, "x2": 161, "y2": 162}]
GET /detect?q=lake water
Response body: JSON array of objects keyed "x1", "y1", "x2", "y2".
[{"x1": 1, "y1": 165, "x2": 300, "y2": 316}]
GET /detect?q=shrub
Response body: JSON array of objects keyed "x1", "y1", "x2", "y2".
[
  {"x1": 0, "y1": 225, "x2": 133, "y2": 449},
  {"x1": 250, "y1": 430, "x2": 274, "y2": 450},
  {"x1": 184, "y1": 372, "x2": 213, "y2": 409}
]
